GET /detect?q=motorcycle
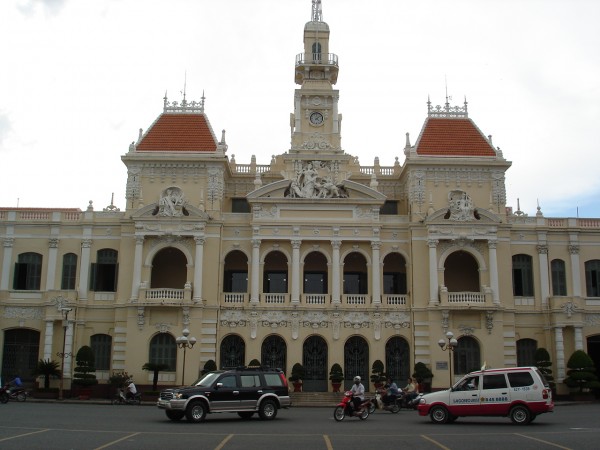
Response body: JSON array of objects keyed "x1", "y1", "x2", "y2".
[
  {"x1": 333, "y1": 390, "x2": 371, "y2": 421},
  {"x1": 369, "y1": 389, "x2": 400, "y2": 414},
  {"x1": 112, "y1": 388, "x2": 141, "y2": 405},
  {"x1": 397, "y1": 391, "x2": 421, "y2": 410},
  {"x1": 0, "y1": 384, "x2": 27, "y2": 403}
]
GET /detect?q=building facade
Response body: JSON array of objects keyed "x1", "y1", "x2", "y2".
[{"x1": 2, "y1": 1, "x2": 600, "y2": 394}]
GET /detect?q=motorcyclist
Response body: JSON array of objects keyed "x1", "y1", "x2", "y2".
[
  {"x1": 350, "y1": 376, "x2": 365, "y2": 412},
  {"x1": 9, "y1": 375, "x2": 23, "y2": 395},
  {"x1": 125, "y1": 379, "x2": 137, "y2": 400},
  {"x1": 382, "y1": 376, "x2": 398, "y2": 406},
  {"x1": 402, "y1": 377, "x2": 418, "y2": 403}
]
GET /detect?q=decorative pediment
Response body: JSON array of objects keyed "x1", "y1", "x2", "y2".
[
  {"x1": 131, "y1": 203, "x2": 210, "y2": 221},
  {"x1": 425, "y1": 190, "x2": 501, "y2": 224},
  {"x1": 247, "y1": 179, "x2": 386, "y2": 202}
]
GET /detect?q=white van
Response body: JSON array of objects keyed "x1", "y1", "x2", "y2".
[{"x1": 417, "y1": 366, "x2": 554, "y2": 425}]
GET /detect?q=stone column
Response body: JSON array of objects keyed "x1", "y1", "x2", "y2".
[
  {"x1": 537, "y1": 244, "x2": 550, "y2": 306},
  {"x1": 554, "y1": 327, "x2": 566, "y2": 381},
  {"x1": 46, "y1": 238, "x2": 59, "y2": 290},
  {"x1": 291, "y1": 240, "x2": 301, "y2": 304},
  {"x1": 574, "y1": 326, "x2": 584, "y2": 350},
  {"x1": 43, "y1": 320, "x2": 54, "y2": 360},
  {"x1": 250, "y1": 239, "x2": 261, "y2": 304},
  {"x1": 1, "y1": 238, "x2": 14, "y2": 291},
  {"x1": 371, "y1": 241, "x2": 381, "y2": 305},
  {"x1": 130, "y1": 236, "x2": 144, "y2": 302},
  {"x1": 428, "y1": 239, "x2": 439, "y2": 305},
  {"x1": 78, "y1": 238, "x2": 92, "y2": 301},
  {"x1": 193, "y1": 237, "x2": 205, "y2": 303},
  {"x1": 488, "y1": 240, "x2": 500, "y2": 304},
  {"x1": 331, "y1": 240, "x2": 341, "y2": 304},
  {"x1": 569, "y1": 244, "x2": 581, "y2": 297}
]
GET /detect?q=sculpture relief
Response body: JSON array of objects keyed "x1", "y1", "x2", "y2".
[
  {"x1": 447, "y1": 190, "x2": 475, "y2": 221},
  {"x1": 157, "y1": 187, "x2": 188, "y2": 217},
  {"x1": 285, "y1": 161, "x2": 348, "y2": 199}
]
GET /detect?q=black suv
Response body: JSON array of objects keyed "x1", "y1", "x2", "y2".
[{"x1": 157, "y1": 366, "x2": 292, "y2": 422}]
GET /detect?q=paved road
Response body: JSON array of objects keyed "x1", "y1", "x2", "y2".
[{"x1": 0, "y1": 401, "x2": 599, "y2": 449}]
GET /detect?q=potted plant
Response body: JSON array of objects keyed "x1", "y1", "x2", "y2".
[
  {"x1": 72, "y1": 345, "x2": 98, "y2": 399},
  {"x1": 564, "y1": 350, "x2": 600, "y2": 400},
  {"x1": 288, "y1": 363, "x2": 305, "y2": 392},
  {"x1": 201, "y1": 359, "x2": 217, "y2": 375},
  {"x1": 31, "y1": 359, "x2": 61, "y2": 398},
  {"x1": 248, "y1": 359, "x2": 261, "y2": 368},
  {"x1": 412, "y1": 362, "x2": 434, "y2": 393},
  {"x1": 329, "y1": 363, "x2": 344, "y2": 392},
  {"x1": 370, "y1": 360, "x2": 386, "y2": 390}
]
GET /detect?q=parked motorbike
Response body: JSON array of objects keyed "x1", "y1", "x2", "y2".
[
  {"x1": 0, "y1": 384, "x2": 27, "y2": 403},
  {"x1": 112, "y1": 388, "x2": 141, "y2": 405},
  {"x1": 333, "y1": 391, "x2": 371, "y2": 421}
]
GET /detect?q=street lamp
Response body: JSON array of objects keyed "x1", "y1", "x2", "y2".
[
  {"x1": 438, "y1": 331, "x2": 458, "y2": 388},
  {"x1": 57, "y1": 307, "x2": 73, "y2": 400},
  {"x1": 176, "y1": 328, "x2": 197, "y2": 386}
]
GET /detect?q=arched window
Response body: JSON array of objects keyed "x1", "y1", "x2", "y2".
[
  {"x1": 13, "y1": 252, "x2": 42, "y2": 290},
  {"x1": 61, "y1": 253, "x2": 78, "y2": 290},
  {"x1": 585, "y1": 260, "x2": 600, "y2": 297},
  {"x1": 516, "y1": 338, "x2": 537, "y2": 366},
  {"x1": 551, "y1": 259, "x2": 567, "y2": 296},
  {"x1": 303, "y1": 335, "x2": 327, "y2": 391},
  {"x1": 311, "y1": 42, "x2": 322, "y2": 62},
  {"x1": 149, "y1": 333, "x2": 176, "y2": 371},
  {"x1": 261, "y1": 335, "x2": 286, "y2": 370},
  {"x1": 512, "y1": 254, "x2": 534, "y2": 296},
  {"x1": 220, "y1": 335, "x2": 245, "y2": 369},
  {"x1": 90, "y1": 334, "x2": 112, "y2": 370},
  {"x1": 454, "y1": 336, "x2": 480, "y2": 375}
]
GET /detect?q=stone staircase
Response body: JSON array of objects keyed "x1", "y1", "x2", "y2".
[{"x1": 290, "y1": 391, "x2": 375, "y2": 407}]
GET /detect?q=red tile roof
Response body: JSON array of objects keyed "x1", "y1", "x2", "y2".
[
  {"x1": 415, "y1": 118, "x2": 496, "y2": 157},
  {"x1": 136, "y1": 113, "x2": 217, "y2": 152}
]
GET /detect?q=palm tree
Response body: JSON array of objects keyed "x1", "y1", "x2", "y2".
[
  {"x1": 142, "y1": 362, "x2": 170, "y2": 391},
  {"x1": 32, "y1": 359, "x2": 61, "y2": 389}
]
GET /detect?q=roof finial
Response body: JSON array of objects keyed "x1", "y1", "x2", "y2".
[
  {"x1": 200, "y1": 90, "x2": 205, "y2": 113},
  {"x1": 182, "y1": 71, "x2": 187, "y2": 102},
  {"x1": 445, "y1": 75, "x2": 451, "y2": 113},
  {"x1": 311, "y1": 0, "x2": 323, "y2": 22}
]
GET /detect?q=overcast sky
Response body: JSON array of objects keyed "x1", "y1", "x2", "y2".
[{"x1": 1, "y1": 0, "x2": 599, "y2": 217}]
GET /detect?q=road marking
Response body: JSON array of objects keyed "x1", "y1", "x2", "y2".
[
  {"x1": 214, "y1": 433, "x2": 234, "y2": 450},
  {"x1": 0, "y1": 429, "x2": 50, "y2": 442},
  {"x1": 420, "y1": 434, "x2": 451, "y2": 449},
  {"x1": 515, "y1": 433, "x2": 573, "y2": 450},
  {"x1": 93, "y1": 432, "x2": 141, "y2": 449},
  {"x1": 323, "y1": 434, "x2": 333, "y2": 450}
]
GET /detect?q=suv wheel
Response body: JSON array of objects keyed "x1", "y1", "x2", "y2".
[
  {"x1": 258, "y1": 399, "x2": 278, "y2": 420},
  {"x1": 186, "y1": 401, "x2": 207, "y2": 423},
  {"x1": 510, "y1": 405, "x2": 531, "y2": 425}
]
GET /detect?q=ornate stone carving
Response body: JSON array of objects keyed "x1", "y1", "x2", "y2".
[
  {"x1": 137, "y1": 306, "x2": 145, "y2": 329},
  {"x1": 447, "y1": 190, "x2": 475, "y2": 221},
  {"x1": 485, "y1": 310, "x2": 495, "y2": 334},
  {"x1": 220, "y1": 309, "x2": 248, "y2": 327},
  {"x1": 285, "y1": 161, "x2": 348, "y2": 199},
  {"x1": 568, "y1": 245, "x2": 580, "y2": 255},
  {"x1": 4, "y1": 306, "x2": 43, "y2": 320},
  {"x1": 49, "y1": 238, "x2": 59, "y2": 248},
  {"x1": 561, "y1": 301, "x2": 578, "y2": 318},
  {"x1": 302, "y1": 311, "x2": 329, "y2": 329},
  {"x1": 261, "y1": 311, "x2": 288, "y2": 328},
  {"x1": 537, "y1": 245, "x2": 548, "y2": 254},
  {"x1": 383, "y1": 312, "x2": 411, "y2": 332},
  {"x1": 343, "y1": 311, "x2": 370, "y2": 329},
  {"x1": 157, "y1": 187, "x2": 188, "y2": 217}
]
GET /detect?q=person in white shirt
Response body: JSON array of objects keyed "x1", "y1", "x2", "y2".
[
  {"x1": 350, "y1": 376, "x2": 365, "y2": 411},
  {"x1": 126, "y1": 380, "x2": 138, "y2": 399}
]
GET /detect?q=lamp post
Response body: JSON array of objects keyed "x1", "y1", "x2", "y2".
[
  {"x1": 176, "y1": 328, "x2": 197, "y2": 386},
  {"x1": 438, "y1": 331, "x2": 458, "y2": 388},
  {"x1": 57, "y1": 307, "x2": 73, "y2": 400}
]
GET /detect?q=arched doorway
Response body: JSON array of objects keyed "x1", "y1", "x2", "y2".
[
  {"x1": 454, "y1": 336, "x2": 481, "y2": 375},
  {"x1": 261, "y1": 335, "x2": 286, "y2": 370},
  {"x1": 220, "y1": 335, "x2": 245, "y2": 369},
  {"x1": 151, "y1": 247, "x2": 187, "y2": 288},
  {"x1": 303, "y1": 335, "x2": 327, "y2": 392},
  {"x1": 385, "y1": 336, "x2": 410, "y2": 385},
  {"x1": 1, "y1": 329, "x2": 40, "y2": 381},
  {"x1": 344, "y1": 336, "x2": 369, "y2": 390}
]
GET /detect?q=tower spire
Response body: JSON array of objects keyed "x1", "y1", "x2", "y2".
[{"x1": 311, "y1": 0, "x2": 323, "y2": 22}]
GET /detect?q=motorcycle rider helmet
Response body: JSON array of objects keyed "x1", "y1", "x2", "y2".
[{"x1": 353, "y1": 376, "x2": 361, "y2": 382}]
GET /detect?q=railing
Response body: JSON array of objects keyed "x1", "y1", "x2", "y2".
[
  {"x1": 304, "y1": 294, "x2": 328, "y2": 305},
  {"x1": 344, "y1": 294, "x2": 368, "y2": 305},
  {"x1": 447, "y1": 292, "x2": 485, "y2": 303},
  {"x1": 295, "y1": 52, "x2": 338, "y2": 66},
  {"x1": 263, "y1": 293, "x2": 288, "y2": 304},
  {"x1": 223, "y1": 293, "x2": 247, "y2": 304},
  {"x1": 384, "y1": 295, "x2": 407, "y2": 306},
  {"x1": 139, "y1": 287, "x2": 192, "y2": 305}
]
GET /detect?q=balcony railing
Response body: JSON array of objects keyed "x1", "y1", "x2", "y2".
[
  {"x1": 439, "y1": 287, "x2": 491, "y2": 306},
  {"x1": 139, "y1": 286, "x2": 192, "y2": 305},
  {"x1": 344, "y1": 294, "x2": 369, "y2": 305},
  {"x1": 223, "y1": 293, "x2": 248, "y2": 304},
  {"x1": 383, "y1": 294, "x2": 407, "y2": 306},
  {"x1": 303, "y1": 294, "x2": 329, "y2": 305},
  {"x1": 295, "y1": 52, "x2": 338, "y2": 66},
  {"x1": 263, "y1": 293, "x2": 289, "y2": 304}
]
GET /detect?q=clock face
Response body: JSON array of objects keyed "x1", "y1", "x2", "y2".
[{"x1": 310, "y1": 111, "x2": 324, "y2": 125}]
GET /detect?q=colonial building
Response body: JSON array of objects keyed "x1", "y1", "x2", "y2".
[{"x1": 2, "y1": 1, "x2": 600, "y2": 394}]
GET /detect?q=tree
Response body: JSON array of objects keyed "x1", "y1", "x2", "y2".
[
  {"x1": 142, "y1": 363, "x2": 170, "y2": 391},
  {"x1": 32, "y1": 359, "x2": 61, "y2": 389},
  {"x1": 289, "y1": 363, "x2": 305, "y2": 382},
  {"x1": 564, "y1": 350, "x2": 600, "y2": 393},
  {"x1": 201, "y1": 359, "x2": 217, "y2": 375},
  {"x1": 329, "y1": 363, "x2": 344, "y2": 383},
  {"x1": 72, "y1": 345, "x2": 98, "y2": 386},
  {"x1": 370, "y1": 359, "x2": 386, "y2": 386},
  {"x1": 534, "y1": 347, "x2": 555, "y2": 390}
]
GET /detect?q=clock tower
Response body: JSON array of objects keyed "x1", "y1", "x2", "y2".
[{"x1": 290, "y1": 0, "x2": 342, "y2": 154}]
